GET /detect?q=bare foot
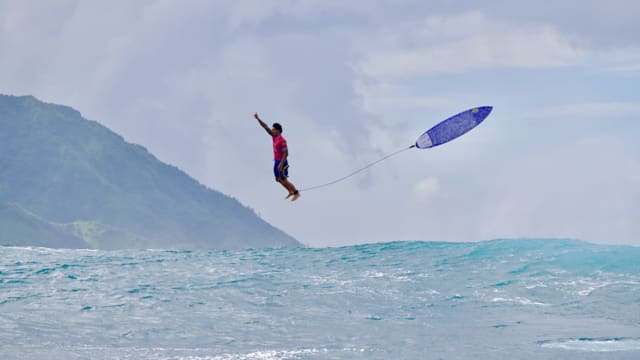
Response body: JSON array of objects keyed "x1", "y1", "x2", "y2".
[{"x1": 290, "y1": 193, "x2": 301, "y2": 202}]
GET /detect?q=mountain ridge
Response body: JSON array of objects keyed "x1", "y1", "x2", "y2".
[{"x1": 0, "y1": 94, "x2": 300, "y2": 249}]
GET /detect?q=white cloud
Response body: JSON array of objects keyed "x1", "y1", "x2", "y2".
[
  {"x1": 479, "y1": 138, "x2": 640, "y2": 243},
  {"x1": 414, "y1": 176, "x2": 440, "y2": 201},
  {"x1": 609, "y1": 63, "x2": 640, "y2": 73},
  {"x1": 354, "y1": 79, "x2": 455, "y2": 114},
  {"x1": 360, "y1": 12, "x2": 584, "y2": 77},
  {"x1": 601, "y1": 48, "x2": 640, "y2": 75},
  {"x1": 533, "y1": 102, "x2": 640, "y2": 120}
]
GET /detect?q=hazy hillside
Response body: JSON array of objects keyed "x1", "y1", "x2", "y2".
[{"x1": 0, "y1": 95, "x2": 300, "y2": 249}]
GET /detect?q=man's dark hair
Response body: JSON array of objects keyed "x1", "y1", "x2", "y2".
[{"x1": 273, "y1": 123, "x2": 283, "y2": 133}]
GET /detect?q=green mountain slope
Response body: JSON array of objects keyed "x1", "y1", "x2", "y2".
[
  {"x1": 0, "y1": 95, "x2": 300, "y2": 249},
  {"x1": 0, "y1": 202, "x2": 86, "y2": 248}
]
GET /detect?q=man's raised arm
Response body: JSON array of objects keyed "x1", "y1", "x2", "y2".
[{"x1": 254, "y1": 113, "x2": 272, "y2": 136}]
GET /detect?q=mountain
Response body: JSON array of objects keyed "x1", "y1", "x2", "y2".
[{"x1": 0, "y1": 94, "x2": 300, "y2": 249}]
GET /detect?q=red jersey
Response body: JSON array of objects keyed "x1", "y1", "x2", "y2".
[{"x1": 272, "y1": 135, "x2": 288, "y2": 161}]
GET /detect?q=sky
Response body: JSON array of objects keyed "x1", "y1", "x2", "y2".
[{"x1": 1, "y1": 0, "x2": 639, "y2": 247}]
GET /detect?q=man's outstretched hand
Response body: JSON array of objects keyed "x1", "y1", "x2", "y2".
[{"x1": 254, "y1": 112, "x2": 271, "y2": 135}]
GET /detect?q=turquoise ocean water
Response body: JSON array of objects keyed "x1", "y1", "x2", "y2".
[{"x1": 1, "y1": 239, "x2": 639, "y2": 359}]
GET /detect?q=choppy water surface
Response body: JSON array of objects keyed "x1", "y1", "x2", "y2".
[{"x1": 1, "y1": 239, "x2": 639, "y2": 359}]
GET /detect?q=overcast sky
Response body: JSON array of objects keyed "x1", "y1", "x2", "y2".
[{"x1": 1, "y1": 0, "x2": 639, "y2": 247}]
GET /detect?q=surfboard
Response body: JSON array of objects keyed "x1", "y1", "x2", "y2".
[{"x1": 415, "y1": 106, "x2": 493, "y2": 149}]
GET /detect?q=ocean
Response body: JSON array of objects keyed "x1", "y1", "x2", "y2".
[{"x1": 1, "y1": 239, "x2": 639, "y2": 359}]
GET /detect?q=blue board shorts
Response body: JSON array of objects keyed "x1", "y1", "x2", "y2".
[{"x1": 274, "y1": 160, "x2": 289, "y2": 180}]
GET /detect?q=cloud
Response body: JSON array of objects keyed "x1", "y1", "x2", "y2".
[
  {"x1": 534, "y1": 102, "x2": 640, "y2": 119},
  {"x1": 354, "y1": 80, "x2": 456, "y2": 113},
  {"x1": 608, "y1": 63, "x2": 640, "y2": 74},
  {"x1": 359, "y1": 12, "x2": 584, "y2": 77},
  {"x1": 414, "y1": 176, "x2": 440, "y2": 201},
  {"x1": 480, "y1": 137, "x2": 640, "y2": 243}
]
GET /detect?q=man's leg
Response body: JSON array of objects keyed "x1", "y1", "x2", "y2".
[
  {"x1": 281, "y1": 178, "x2": 300, "y2": 201},
  {"x1": 277, "y1": 178, "x2": 300, "y2": 200},
  {"x1": 276, "y1": 178, "x2": 293, "y2": 194},
  {"x1": 281, "y1": 179, "x2": 297, "y2": 194}
]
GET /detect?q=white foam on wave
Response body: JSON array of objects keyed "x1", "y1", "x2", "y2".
[
  {"x1": 23, "y1": 346, "x2": 335, "y2": 360},
  {"x1": 176, "y1": 348, "x2": 326, "y2": 360},
  {"x1": 524, "y1": 282, "x2": 548, "y2": 289},
  {"x1": 172, "y1": 347, "x2": 365, "y2": 359},
  {"x1": 555, "y1": 278, "x2": 640, "y2": 296},
  {"x1": 540, "y1": 338, "x2": 640, "y2": 352},
  {"x1": 491, "y1": 296, "x2": 549, "y2": 306}
]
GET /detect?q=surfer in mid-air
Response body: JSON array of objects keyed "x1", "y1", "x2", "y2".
[{"x1": 254, "y1": 113, "x2": 300, "y2": 201}]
